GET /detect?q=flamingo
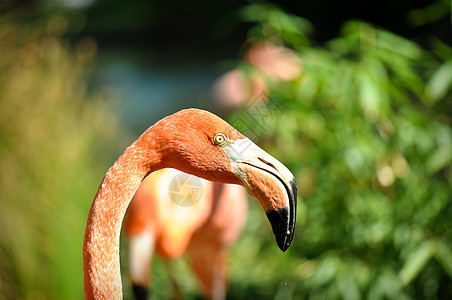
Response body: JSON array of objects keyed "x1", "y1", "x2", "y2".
[
  {"x1": 83, "y1": 108, "x2": 297, "y2": 299},
  {"x1": 124, "y1": 168, "x2": 247, "y2": 300}
]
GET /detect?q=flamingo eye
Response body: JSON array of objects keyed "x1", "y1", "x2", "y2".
[{"x1": 213, "y1": 133, "x2": 227, "y2": 146}]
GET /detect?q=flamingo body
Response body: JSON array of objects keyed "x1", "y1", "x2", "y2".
[
  {"x1": 125, "y1": 168, "x2": 247, "y2": 299},
  {"x1": 126, "y1": 169, "x2": 213, "y2": 259},
  {"x1": 187, "y1": 182, "x2": 247, "y2": 299}
]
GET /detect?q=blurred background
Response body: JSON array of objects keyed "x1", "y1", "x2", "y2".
[{"x1": 0, "y1": 0, "x2": 451, "y2": 299}]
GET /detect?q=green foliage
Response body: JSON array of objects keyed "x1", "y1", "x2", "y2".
[
  {"x1": 0, "y1": 16, "x2": 119, "y2": 299},
  {"x1": 239, "y1": 3, "x2": 313, "y2": 49},
  {"x1": 227, "y1": 5, "x2": 452, "y2": 300}
]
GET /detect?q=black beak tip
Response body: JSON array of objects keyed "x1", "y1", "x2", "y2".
[{"x1": 266, "y1": 208, "x2": 294, "y2": 252}]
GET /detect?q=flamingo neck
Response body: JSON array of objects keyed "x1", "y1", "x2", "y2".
[{"x1": 83, "y1": 140, "x2": 159, "y2": 299}]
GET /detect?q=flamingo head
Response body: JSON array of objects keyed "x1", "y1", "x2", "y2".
[{"x1": 148, "y1": 108, "x2": 298, "y2": 252}]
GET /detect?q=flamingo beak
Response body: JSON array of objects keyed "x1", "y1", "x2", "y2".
[{"x1": 222, "y1": 138, "x2": 297, "y2": 252}]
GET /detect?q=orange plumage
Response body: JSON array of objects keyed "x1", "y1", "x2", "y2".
[
  {"x1": 124, "y1": 169, "x2": 247, "y2": 299},
  {"x1": 83, "y1": 109, "x2": 297, "y2": 299}
]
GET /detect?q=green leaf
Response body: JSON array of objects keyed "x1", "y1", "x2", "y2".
[
  {"x1": 435, "y1": 240, "x2": 452, "y2": 279},
  {"x1": 337, "y1": 275, "x2": 361, "y2": 300},
  {"x1": 398, "y1": 240, "x2": 436, "y2": 286},
  {"x1": 426, "y1": 60, "x2": 452, "y2": 103}
]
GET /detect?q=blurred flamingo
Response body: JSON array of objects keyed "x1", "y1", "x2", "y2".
[
  {"x1": 83, "y1": 109, "x2": 297, "y2": 299},
  {"x1": 212, "y1": 41, "x2": 302, "y2": 109},
  {"x1": 124, "y1": 168, "x2": 247, "y2": 300}
]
